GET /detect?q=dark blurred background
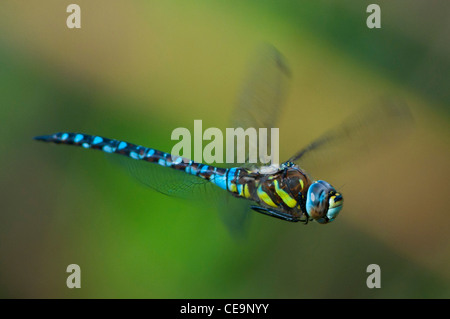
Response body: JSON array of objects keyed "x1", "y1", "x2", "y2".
[{"x1": 0, "y1": 0, "x2": 449, "y2": 298}]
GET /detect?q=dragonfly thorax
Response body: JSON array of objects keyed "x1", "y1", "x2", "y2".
[{"x1": 248, "y1": 164, "x2": 312, "y2": 221}]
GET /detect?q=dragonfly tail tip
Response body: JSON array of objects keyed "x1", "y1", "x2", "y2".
[{"x1": 33, "y1": 135, "x2": 52, "y2": 142}]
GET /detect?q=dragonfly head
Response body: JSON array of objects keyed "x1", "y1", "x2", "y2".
[{"x1": 306, "y1": 180, "x2": 343, "y2": 224}]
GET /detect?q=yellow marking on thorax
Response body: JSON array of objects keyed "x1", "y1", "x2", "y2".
[
  {"x1": 299, "y1": 179, "x2": 304, "y2": 190},
  {"x1": 242, "y1": 183, "x2": 251, "y2": 198},
  {"x1": 257, "y1": 185, "x2": 278, "y2": 207},
  {"x1": 229, "y1": 183, "x2": 237, "y2": 193},
  {"x1": 274, "y1": 180, "x2": 297, "y2": 208}
]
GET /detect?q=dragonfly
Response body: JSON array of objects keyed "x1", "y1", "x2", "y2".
[{"x1": 34, "y1": 46, "x2": 411, "y2": 226}]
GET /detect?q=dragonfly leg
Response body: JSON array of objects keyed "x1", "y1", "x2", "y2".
[
  {"x1": 297, "y1": 193, "x2": 309, "y2": 225},
  {"x1": 282, "y1": 166, "x2": 288, "y2": 180},
  {"x1": 250, "y1": 205, "x2": 299, "y2": 222}
]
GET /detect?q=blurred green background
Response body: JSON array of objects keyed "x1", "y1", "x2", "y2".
[{"x1": 0, "y1": 0, "x2": 449, "y2": 298}]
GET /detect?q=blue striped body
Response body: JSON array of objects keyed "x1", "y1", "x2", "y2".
[
  {"x1": 34, "y1": 131, "x2": 332, "y2": 224},
  {"x1": 34, "y1": 132, "x2": 245, "y2": 194},
  {"x1": 34, "y1": 131, "x2": 311, "y2": 217}
]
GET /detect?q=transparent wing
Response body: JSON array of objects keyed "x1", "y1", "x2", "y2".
[
  {"x1": 216, "y1": 193, "x2": 252, "y2": 239},
  {"x1": 104, "y1": 45, "x2": 290, "y2": 235},
  {"x1": 288, "y1": 98, "x2": 413, "y2": 179},
  {"x1": 227, "y1": 44, "x2": 291, "y2": 168},
  {"x1": 108, "y1": 153, "x2": 252, "y2": 236},
  {"x1": 108, "y1": 153, "x2": 220, "y2": 200}
]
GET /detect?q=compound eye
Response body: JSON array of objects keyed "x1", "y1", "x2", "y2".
[
  {"x1": 308, "y1": 183, "x2": 327, "y2": 204},
  {"x1": 306, "y1": 182, "x2": 329, "y2": 219}
]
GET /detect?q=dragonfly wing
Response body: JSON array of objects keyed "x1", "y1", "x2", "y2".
[
  {"x1": 227, "y1": 44, "x2": 291, "y2": 168},
  {"x1": 216, "y1": 192, "x2": 252, "y2": 238},
  {"x1": 288, "y1": 98, "x2": 413, "y2": 179},
  {"x1": 110, "y1": 153, "x2": 253, "y2": 237},
  {"x1": 107, "y1": 152, "x2": 221, "y2": 200}
]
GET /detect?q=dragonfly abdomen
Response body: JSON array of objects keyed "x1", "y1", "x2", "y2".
[
  {"x1": 34, "y1": 132, "x2": 296, "y2": 208},
  {"x1": 34, "y1": 132, "x2": 228, "y2": 183}
]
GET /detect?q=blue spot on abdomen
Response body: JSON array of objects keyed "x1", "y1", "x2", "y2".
[
  {"x1": 74, "y1": 134, "x2": 84, "y2": 143},
  {"x1": 93, "y1": 136, "x2": 103, "y2": 144},
  {"x1": 118, "y1": 141, "x2": 127, "y2": 150}
]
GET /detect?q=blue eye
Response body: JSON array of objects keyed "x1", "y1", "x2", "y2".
[{"x1": 306, "y1": 182, "x2": 327, "y2": 215}]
